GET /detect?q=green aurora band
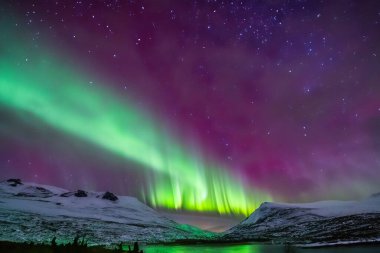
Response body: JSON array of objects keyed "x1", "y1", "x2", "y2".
[{"x1": 0, "y1": 25, "x2": 271, "y2": 216}]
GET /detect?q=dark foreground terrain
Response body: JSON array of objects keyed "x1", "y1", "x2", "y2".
[{"x1": 0, "y1": 240, "x2": 143, "y2": 253}]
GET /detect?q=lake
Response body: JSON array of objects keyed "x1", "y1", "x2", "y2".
[{"x1": 143, "y1": 243, "x2": 380, "y2": 253}]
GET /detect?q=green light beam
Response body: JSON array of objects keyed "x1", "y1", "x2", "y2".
[{"x1": 0, "y1": 23, "x2": 271, "y2": 216}]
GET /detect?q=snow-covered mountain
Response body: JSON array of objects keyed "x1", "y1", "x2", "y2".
[
  {"x1": 0, "y1": 179, "x2": 213, "y2": 245},
  {"x1": 222, "y1": 194, "x2": 380, "y2": 245},
  {"x1": 3, "y1": 178, "x2": 379, "y2": 246}
]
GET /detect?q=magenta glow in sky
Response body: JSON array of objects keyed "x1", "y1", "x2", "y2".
[{"x1": 1, "y1": 0, "x2": 380, "y2": 207}]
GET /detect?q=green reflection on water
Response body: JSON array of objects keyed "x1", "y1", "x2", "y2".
[
  {"x1": 144, "y1": 244, "x2": 262, "y2": 253},
  {"x1": 142, "y1": 244, "x2": 380, "y2": 253}
]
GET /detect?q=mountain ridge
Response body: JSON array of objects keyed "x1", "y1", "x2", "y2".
[
  {"x1": 222, "y1": 193, "x2": 380, "y2": 245},
  {"x1": 0, "y1": 179, "x2": 213, "y2": 245},
  {"x1": 2, "y1": 178, "x2": 380, "y2": 246}
]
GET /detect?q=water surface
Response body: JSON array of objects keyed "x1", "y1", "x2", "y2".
[{"x1": 144, "y1": 243, "x2": 380, "y2": 253}]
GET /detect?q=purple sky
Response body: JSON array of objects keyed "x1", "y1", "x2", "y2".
[{"x1": 1, "y1": 0, "x2": 380, "y2": 207}]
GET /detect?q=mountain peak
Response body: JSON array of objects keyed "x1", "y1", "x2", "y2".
[
  {"x1": 0, "y1": 179, "x2": 213, "y2": 245},
  {"x1": 223, "y1": 195, "x2": 380, "y2": 245}
]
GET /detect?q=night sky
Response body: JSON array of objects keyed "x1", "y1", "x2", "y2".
[{"x1": 1, "y1": 0, "x2": 380, "y2": 220}]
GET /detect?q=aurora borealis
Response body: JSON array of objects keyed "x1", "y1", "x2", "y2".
[
  {"x1": 0, "y1": 15, "x2": 269, "y2": 216},
  {"x1": 1, "y1": 0, "x2": 380, "y2": 222}
]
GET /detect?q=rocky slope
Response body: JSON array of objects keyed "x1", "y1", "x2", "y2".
[
  {"x1": 222, "y1": 193, "x2": 380, "y2": 245},
  {"x1": 0, "y1": 179, "x2": 213, "y2": 245}
]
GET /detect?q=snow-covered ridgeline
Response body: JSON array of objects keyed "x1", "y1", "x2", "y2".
[
  {"x1": 0, "y1": 179, "x2": 212, "y2": 245},
  {"x1": 223, "y1": 193, "x2": 380, "y2": 244}
]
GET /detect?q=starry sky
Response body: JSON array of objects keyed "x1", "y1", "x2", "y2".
[{"x1": 1, "y1": 0, "x2": 380, "y2": 219}]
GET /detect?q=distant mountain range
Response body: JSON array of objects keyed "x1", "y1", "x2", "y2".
[
  {"x1": 222, "y1": 193, "x2": 380, "y2": 246},
  {"x1": 0, "y1": 179, "x2": 212, "y2": 245},
  {"x1": 1, "y1": 178, "x2": 379, "y2": 247}
]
